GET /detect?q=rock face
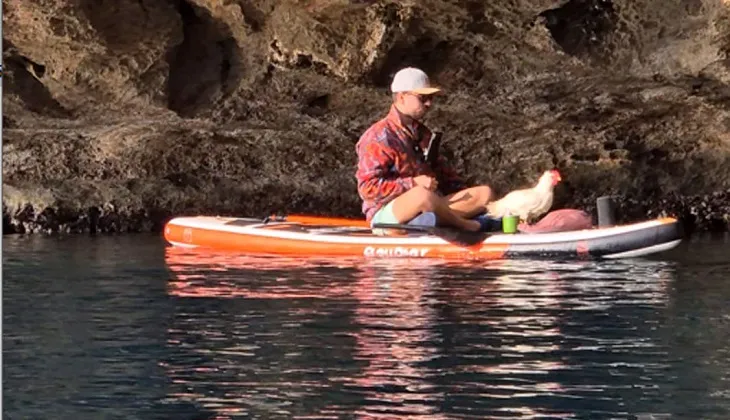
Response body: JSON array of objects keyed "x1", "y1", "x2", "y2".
[{"x1": 3, "y1": 0, "x2": 730, "y2": 234}]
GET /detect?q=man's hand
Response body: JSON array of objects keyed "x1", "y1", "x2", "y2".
[{"x1": 414, "y1": 175, "x2": 438, "y2": 191}]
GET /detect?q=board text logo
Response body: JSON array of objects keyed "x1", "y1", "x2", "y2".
[{"x1": 363, "y1": 246, "x2": 429, "y2": 258}]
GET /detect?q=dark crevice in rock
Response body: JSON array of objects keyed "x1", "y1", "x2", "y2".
[
  {"x1": 166, "y1": 0, "x2": 243, "y2": 117},
  {"x1": 687, "y1": 75, "x2": 730, "y2": 108},
  {"x1": 79, "y1": 0, "x2": 144, "y2": 48},
  {"x1": 137, "y1": 0, "x2": 149, "y2": 18},
  {"x1": 262, "y1": 63, "x2": 275, "y2": 83},
  {"x1": 294, "y1": 54, "x2": 316, "y2": 70},
  {"x1": 238, "y1": 1, "x2": 266, "y2": 32},
  {"x1": 269, "y1": 39, "x2": 283, "y2": 58},
  {"x1": 539, "y1": 0, "x2": 617, "y2": 59},
  {"x1": 268, "y1": 40, "x2": 332, "y2": 75},
  {"x1": 1, "y1": 49, "x2": 70, "y2": 118},
  {"x1": 3, "y1": 116, "x2": 18, "y2": 129},
  {"x1": 28, "y1": 60, "x2": 46, "y2": 78},
  {"x1": 370, "y1": 33, "x2": 452, "y2": 88},
  {"x1": 570, "y1": 151, "x2": 601, "y2": 162},
  {"x1": 307, "y1": 93, "x2": 329, "y2": 109},
  {"x1": 218, "y1": 38, "x2": 236, "y2": 92},
  {"x1": 464, "y1": 1, "x2": 498, "y2": 36},
  {"x1": 302, "y1": 93, "x2": 330, "y2": 116}
]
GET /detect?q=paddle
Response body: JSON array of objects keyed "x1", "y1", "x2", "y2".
[
  {"x1": 371, "y1": 222, "x2": 490, "y2": 247},
  {"x1": 424, "y1": 131, "x2": 442, "y2": 166}
]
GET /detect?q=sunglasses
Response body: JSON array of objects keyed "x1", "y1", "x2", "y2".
[{"x1": 407, "y1": 93, "x2": 434, "y2": 103}]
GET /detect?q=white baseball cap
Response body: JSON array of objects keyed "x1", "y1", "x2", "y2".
[{"x1": 390, "y1": 67, "x2": 441, "y2": 94}]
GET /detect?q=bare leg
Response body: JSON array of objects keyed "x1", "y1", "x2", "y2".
[
  {"x1": 445, "y1": 185, "x2": 493, "y2": 218},
  {"x1": 390, "y1": 186, "x2": 481, "y2": 231}
]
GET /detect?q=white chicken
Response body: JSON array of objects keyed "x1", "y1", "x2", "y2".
[{"x1": 486, "y1": 170, "x2": 562, "y2": 224}]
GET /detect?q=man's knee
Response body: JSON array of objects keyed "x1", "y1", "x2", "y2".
[
  {"x1": 411, "y1": 186, "x2": 439, "y2": 212},
  {"x1": 477, "y1": 185, "x2": 493, "y2": 203}
]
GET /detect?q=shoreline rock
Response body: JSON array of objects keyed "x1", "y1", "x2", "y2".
[
  {"x1": 3, "y1": 183, "x2": 728, "y2": 235},
  {"x1": 3, "y1": 0, "x2": 730, "y2": 236}
]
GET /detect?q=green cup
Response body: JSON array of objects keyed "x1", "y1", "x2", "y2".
[{"x1": 502, "y1": 215, "x2": 519, "y2": 234}]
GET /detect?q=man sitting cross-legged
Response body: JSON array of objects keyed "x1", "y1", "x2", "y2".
[{"x1": 355, "y1": 67, "x2": 495, "y2": 233}]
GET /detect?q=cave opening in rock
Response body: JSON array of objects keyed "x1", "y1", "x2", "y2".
[
  {"x1": 2, "y1": 48, "x2": 69, "y2": 118},
  {"x1": 369, "y1": 34, "x2": 452, "y2": 89},
  {"x1": 539, "y1": 0, "x2": 617, "y2": 59},
  {"x1": 166, "y1": 0, "x2": 243, "y2": 117}
]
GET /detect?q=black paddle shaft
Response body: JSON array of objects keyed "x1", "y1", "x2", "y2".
[{"x1": 425, "y1": 131, "x2": 442, "y2": 166}]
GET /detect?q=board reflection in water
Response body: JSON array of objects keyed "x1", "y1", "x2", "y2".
[{"x1": 163, "y1": 248, "x2": 682, "y2": 419}]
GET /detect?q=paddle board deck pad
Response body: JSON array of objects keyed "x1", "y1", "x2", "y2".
[{"x1": 163, "y1": 215, "x2": 683, "y2": 260}]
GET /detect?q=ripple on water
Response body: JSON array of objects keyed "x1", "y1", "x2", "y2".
[
  {"x1": 156, "y1": 245, "x2": 729, "y2": 419},
  {"x1": 3, "y1": 235, "x2": 729, "y2": 419}
]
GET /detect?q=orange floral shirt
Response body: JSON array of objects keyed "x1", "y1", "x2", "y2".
[{"x1": 355, "y1": 105, "x2": 466, "y2": 221}]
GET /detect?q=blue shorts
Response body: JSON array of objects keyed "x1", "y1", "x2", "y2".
[
  {"x1": 370, "y1": 203, "x2": 500, "y2": 234},
  {"x1": 370, "y1": 201, "x2": 399, "y2": 226}
]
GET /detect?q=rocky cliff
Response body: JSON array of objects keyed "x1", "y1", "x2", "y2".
[{"x1": 3, "y1": 0, "x2": 730, "y2": 234}]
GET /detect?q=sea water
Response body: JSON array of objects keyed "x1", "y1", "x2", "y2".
[{"x1": 3, "y1": 233, "x2": 729, "y2": 419}]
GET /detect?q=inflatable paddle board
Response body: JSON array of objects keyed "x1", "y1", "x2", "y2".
[{"x1": 163, "y1": 214, "x2": 683, "y2": 260}]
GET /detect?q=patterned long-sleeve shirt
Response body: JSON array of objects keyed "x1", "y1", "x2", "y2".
[{"x1": 355, "y1": 104, "x2": 466, "y2": 221}]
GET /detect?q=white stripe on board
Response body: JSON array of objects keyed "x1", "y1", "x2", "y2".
[{"x1": 603, "y1": 240, "x2": 682, "y2": 258}]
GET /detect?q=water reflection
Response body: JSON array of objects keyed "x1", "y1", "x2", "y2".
[
  {"x1": 345, "y1": 262, "x2": 446, "y2": 419},
  {"x1": 4, "y1": 235, "x2": 728, "y2": 419},
  {"x1": 430, "y1": 260, "x2": 675, "y2": 419},
  {"x1": 162, "y1": 247, "x2": 685, "y2": 419}
]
